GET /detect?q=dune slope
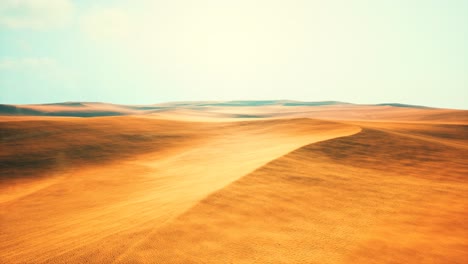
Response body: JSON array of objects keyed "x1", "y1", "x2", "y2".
[
  {"x1": 0, "y1": 117, "x2": 359, "y2": 263},
  {"x1": 119, "y1": 124, "x2": 468, "y2": 263}
]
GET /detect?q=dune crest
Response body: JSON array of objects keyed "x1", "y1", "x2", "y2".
[
  {"x1": 0, "y1": 117, "x2": 359, "y2": 263},
  {"x1": 119, "y1": 125, "x2": 467, "y2": 263}
]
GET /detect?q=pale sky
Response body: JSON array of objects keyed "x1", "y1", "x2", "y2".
[{"x1": 0, "y1": 0, "x2": 467, "y2": 108}]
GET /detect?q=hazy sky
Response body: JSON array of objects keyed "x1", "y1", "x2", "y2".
[{"x1": 1, "y1": 0, "x2": 467, "y2": 108}]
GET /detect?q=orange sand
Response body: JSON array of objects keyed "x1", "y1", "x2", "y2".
[{"x1": 0, "y1": 103, "x2": 467, "y2": 263}]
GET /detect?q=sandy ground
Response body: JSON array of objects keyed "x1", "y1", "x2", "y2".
[{"x1": 1, "y1": 104, "x2": 467, "y2": 263}]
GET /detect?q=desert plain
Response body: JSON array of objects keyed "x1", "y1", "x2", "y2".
[{"x1": 0, "y1": 101, "x2": 467, "y2": 263}]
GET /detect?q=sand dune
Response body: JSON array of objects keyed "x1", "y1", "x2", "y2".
[
  {"x1": 1, "y1": 103, "x2": 467, "y2": 263},
  {"x1": 0, "y1": 117, "x2": 358, "y2": 263},
  {"x1": 2, "y1": 101, "x2": 467, "y2": 123},
  {"x1": 122, "y1": 125, "x2": 467, "y2": 264}
]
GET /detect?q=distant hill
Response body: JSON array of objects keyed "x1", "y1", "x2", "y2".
[
  {"x1": 377, "y1": 103, "x2": 431, "y2": 109},
  {"x1": 0, "y1": 105, "x2": 42, "y2": 115},
  {"x1": 2, "y1": 101, "x2": 465, "y2": 123},
  {"x1": 0, "y1": 103, "x2": 128, "y2": 117},
  {"x1": 0, "y1": 100, "x2": 354, "y2": 117},
  {"x1": 282, "y1": 101, "x2": 350, "y2": 106},
  {"x1": 160, "y1": 100, "x2": 351, "y2": 107}
]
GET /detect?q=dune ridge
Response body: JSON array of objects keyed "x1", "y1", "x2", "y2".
[
  {"x1": 115, "y1": 124, "x2": 467, "y2": 264},
  {"x1": 0, "y1": 117, "x2": 359, "y2": 263}
]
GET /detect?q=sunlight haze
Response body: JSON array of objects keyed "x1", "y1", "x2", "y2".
[{"x1": 1, "y1": 0, "x2": 467, "y2": 108}]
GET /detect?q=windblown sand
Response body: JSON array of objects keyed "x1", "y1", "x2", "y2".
[{"x1": 0, "y1": 105, "x2": 467, "y2": 263}]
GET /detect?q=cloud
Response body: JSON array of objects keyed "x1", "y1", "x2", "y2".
[
  {"x1": 0, "y1": 57, "x2": 57, "y2": 69},
  {"x1": 0, "y1": 0, "x2": 74, "y2": 30},
  {"x1": 0, "y1": 57, "x2": 75, "y2": 83},
  {"x1": 80, "y1": 7, "x2": 132, "y2": 40}
]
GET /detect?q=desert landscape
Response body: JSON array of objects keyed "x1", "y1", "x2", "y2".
[
  {"x1": 2, "y1": 0, "x2": 467, "y2": 262},
  {"x1": 0, "y1": 101, "x2": 467, "y2": 263}
]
